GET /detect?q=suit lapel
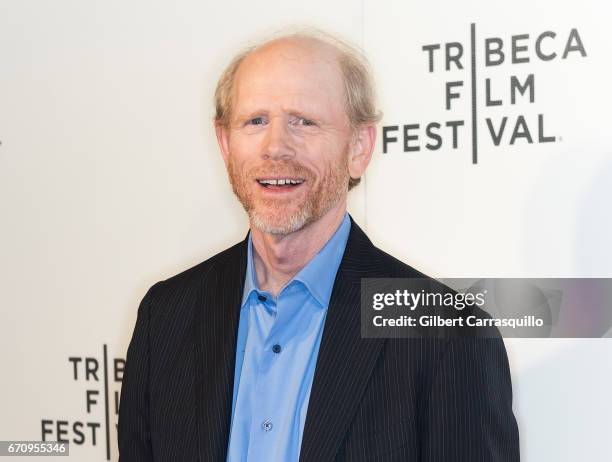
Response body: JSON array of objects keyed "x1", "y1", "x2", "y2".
[
  {"x1": 299, "y1": 218, "x2": 387, "y2": 462},
  {"x1": 193, "y1": 237, "x2": 247, "y2": 462}
]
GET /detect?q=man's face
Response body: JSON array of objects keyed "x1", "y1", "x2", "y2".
[{"x1": 218, "y1": 40, "x2": 354, "y2": 235}]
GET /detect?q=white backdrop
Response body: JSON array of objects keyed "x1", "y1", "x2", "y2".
[{"x1": 1, "y1": 1, "x2": 611, "y2": 460}]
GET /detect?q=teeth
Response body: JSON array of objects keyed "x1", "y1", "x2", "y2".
[{"x1": 258, "y1": 178, "x2": 304, "y2": 186}]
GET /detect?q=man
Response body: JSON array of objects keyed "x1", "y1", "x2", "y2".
[{"x1": 118, "y1": 31, "x2": 520, "y2": 461}]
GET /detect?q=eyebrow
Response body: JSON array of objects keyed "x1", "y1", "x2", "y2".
[
  {"x1": 234, "y1": 110, "x2": 268, "y2": 123},
  {"x1": 234, "y1": 109, "x2": 322, "y2": 124}
]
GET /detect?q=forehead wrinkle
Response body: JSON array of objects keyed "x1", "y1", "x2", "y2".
[
  {"x1": 237, "y1": 92, "x2": 334, "y2": 117},
  {"x1": 236, "y1": 64, "x2": 340, "y2": 101}
]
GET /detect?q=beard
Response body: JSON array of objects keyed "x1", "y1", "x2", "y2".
[{"x1": 227, "y1": 151, "x2": 350, "y2": 236}]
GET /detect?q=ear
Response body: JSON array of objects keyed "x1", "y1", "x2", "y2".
[
  {"x1": 215, "y1": 121, "x2": 231, "y2": 168},
  {"x1": 348, "y1": 124, "x2": 377, "y2": 180}
]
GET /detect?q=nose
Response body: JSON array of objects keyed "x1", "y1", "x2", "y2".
[{"x1": 261, "y1": 117, "x2": 295, "y2": 161}]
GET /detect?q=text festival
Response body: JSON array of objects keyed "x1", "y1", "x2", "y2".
[
  {"x1": 382, "y1": 27, "x2": 587, "y2": 158},
  {"x1": 40, "y1": 347, "x2": 124, "y2": 460}
]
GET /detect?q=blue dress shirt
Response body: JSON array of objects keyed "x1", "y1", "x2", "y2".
[{"x1": 226, "y1": 213, "x2": 351, "y2": 462}]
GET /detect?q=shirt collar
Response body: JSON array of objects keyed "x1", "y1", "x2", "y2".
[{"x1": 242, "y1": 212, "x2": 351, "y2": 309}]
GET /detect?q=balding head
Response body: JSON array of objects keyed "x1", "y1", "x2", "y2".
[{"x1": 215, "y1": 32, "x2": 380, "y2": 127}]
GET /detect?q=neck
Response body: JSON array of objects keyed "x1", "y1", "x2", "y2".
[{"x1": 250, "y1": 201, "x2": 347, "y2": 297}]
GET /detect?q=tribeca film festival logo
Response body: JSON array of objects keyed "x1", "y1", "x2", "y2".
[
  {"x1": 40, "y1": 345, "x2": 125, "y2": 461},
  {"x1": 382, "y1": 24, "x2": 587, "y2": 163}
]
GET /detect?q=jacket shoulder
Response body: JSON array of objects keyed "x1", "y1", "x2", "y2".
[
  {"x1": 147, "y1": 238, "x2": 246, "y2": 299},
  {"x1": 346, "y1": 217, "x2": 430, "y2": 280},
  {"x1": 371, "y1": 245, "x2": 430, "y2": 279}
]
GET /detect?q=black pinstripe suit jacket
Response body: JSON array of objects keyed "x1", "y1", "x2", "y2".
[{"x1": 118, "y1": 216, "x2": 520, "y2": 461}]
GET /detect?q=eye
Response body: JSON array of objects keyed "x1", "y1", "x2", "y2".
[
  {"x1": 247, "y1": 117, "x2": 267, "y2": 126},
  {"x1": 294, "y1": 117, "x2": 316, "y2": 127}
]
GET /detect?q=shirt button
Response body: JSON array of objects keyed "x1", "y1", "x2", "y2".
[
  {"x1": 262, "y1": 419, "x2": 273, "y2": 432},
  {"x1": 257, "y1": 294, "x2": 267, "y2": 302},
  {"x1": 272, "y1": 343, "x2": 282, "y2": 354}
]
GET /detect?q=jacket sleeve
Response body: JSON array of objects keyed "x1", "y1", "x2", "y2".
[
  {"x1": 118, "y1": 283, "x2": 160, "y2": 462},
  {"x1": 421, "y1": 337, "x2": 520, "y2": 461}
]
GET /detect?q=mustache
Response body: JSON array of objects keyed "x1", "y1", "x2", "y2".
[{"x1": 246, "y1": 160, "x2": 314, "y2": 179}]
